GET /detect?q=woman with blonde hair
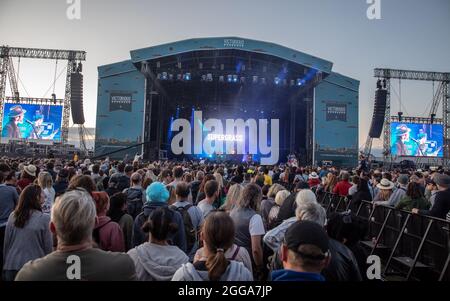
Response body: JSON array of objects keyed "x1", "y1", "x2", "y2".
[
  {"x1": 267, "y1": 190, "x2": 290, "y2": 230},
  {"x1": 373, "y1": 179, "x2": 395, "y2": 203},
  {"x1": 220, "y1": 183, "x2": 244, "y2": 212},
  {"x1": 324, "y1": 173, "x2": 338, "y2": 193},
  {"x1": 261, "y1": 183, "x2": 285, "y2": 228},
  {"x1": 38, "y1": 171, "x2": 55, "y2": 214}
]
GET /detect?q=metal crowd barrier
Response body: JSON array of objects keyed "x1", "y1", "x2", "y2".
[{"x1": 318, "y1": 192, "x2": 450, "y2": 281}]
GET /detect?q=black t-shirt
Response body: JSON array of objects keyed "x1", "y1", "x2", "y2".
[
  {"x1": 231, "y1": 174, "x2": 244, "y2": 184},
  {"x1": 274, "y1": 192, "x2": 297, "y2": 226}
]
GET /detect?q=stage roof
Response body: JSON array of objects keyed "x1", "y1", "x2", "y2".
[{"x1": 129, "y1": 37, "x2": 333, "y2": 74}]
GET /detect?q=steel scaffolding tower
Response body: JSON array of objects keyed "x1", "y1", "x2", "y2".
[
  {"x1": 373, "y1": 68, "x2": 450, "y2": 164},
  {"x1": 0, "y1": 46, "x2": 86, "y2": 144}
]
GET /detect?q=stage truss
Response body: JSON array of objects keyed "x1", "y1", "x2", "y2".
[{"x1": 0, "y1": 46, "x2": 86, "y2": 144}]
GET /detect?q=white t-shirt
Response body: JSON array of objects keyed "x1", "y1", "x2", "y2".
[
  {"x1": 249, "y1": 214, "x2": 265, "y2": 236},
  {"x1": 197, "y1": 199, "x2": 214, "y2": 219},
  {"x1": 42, "y1": 187, "x2": 56, "y2": 215}
]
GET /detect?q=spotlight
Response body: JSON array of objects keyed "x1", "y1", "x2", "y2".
[
  {"x1": 240, "y1": 76, "x2": 246, "y2": 83},
  {"x1": 206, "y1": 73, "x2": 213, "y2": 82},
  {"x1": 232, "y1": 75, "x2": 238, "y2": 83},
  {"x1": 252, "y1": 76, "x2": 258, "y2": 84},
  {"x1": 201, "y1": 75, "x2": 207, "y2": 81},
  {"x1": 296, "y1": 79, "x2": 302, "y2": 86},
  {"x1": 183, "y1": 73, "x2": 191, "y2": 81},
  {"x1": 162, "y1": 72, "x2": 168, "y2": 80},
  {"x1": 227, "y1": 75, "x2": 233, "y2": 83},
  {"x1": 274, "y1": 77, "x2": 281, "y2": 85}
]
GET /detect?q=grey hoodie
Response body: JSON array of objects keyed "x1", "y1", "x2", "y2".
[
  {"x1": 127, "y1": 242, "x2": 189, "y2": 281},
  {"x1": 171, "y1": 261, "x2": 253, "y2": 281}
]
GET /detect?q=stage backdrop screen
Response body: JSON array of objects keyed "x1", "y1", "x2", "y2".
[
  {"x1": 390, "y1": 122, "x2": 443, "y2": 157},
  {"x1": 1, "y1": 103, "x2": 63, "y2": 141}
]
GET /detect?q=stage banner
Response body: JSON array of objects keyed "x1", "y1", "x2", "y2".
[
  {"x1": 326, "y1": 102, "x2": 347, "y2": 122},
  {"x1": 109, "y1": 92, "x2": 132, "y2": 112}
]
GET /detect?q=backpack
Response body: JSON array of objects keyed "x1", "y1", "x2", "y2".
[
  {"x1": 92, "y1": 220, "x2": 112, "y2": 249},
  {"x1": 125, "y1": 188, "x2": 144, "y2": 219},
  {"x1": 170, "y1": 204, "x2": 197, "y2": 253}
]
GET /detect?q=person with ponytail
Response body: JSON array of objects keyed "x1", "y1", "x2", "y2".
[
  {"x1": 172, "y1": 211, "x2": 253, "y2": 281},
  {"x1": 2, "y1": 184, "x2": 52, "y2": 281},
  {"x1": 128, "y1": 207, "x2": 189, "y2": 281}
]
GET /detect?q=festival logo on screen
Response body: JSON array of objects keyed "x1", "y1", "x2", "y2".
[
  {"x1": 110, "y1": 93, "x2": 132, "y2": 112},
  {"x1": 390, "y1": 122, "x2": 444, "y2": 157},
  {"x1": 169, "y1": 110, "x2": 279, "y2": 165},
  {"x1": 1, "y1": 103, "x2": 63, "y2": 140},
  {"x1": 326, "y1": 103, "x2": 347, "y2": 122}
]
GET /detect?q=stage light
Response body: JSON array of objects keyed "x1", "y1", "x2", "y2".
[
  {"x1": 169, "y1": 74, "x2": 174, "y2": 80},
  {"x1": 177, "y1": 74, "x2": 182, "y2": 80},
  {"x1": 252, "y1": 76, "x2": 258, "y2": 84},
  {"x1": 220, "y1": 64, "x2": 224, "y2": 71},
  {"x1": 274, "y1": 77, "x2": 281, "y2": 85},
  {"x1": 162, "y1": 72, "x2": 168, "y2": 80},
  {"x1": 219, "y1": 76, "x2": 224, "y2": 82},
  {"x1": 177, "y1": 62, "x2": 181, "y2": 69},
  {"x1": 201, "y1": 75, "x2": 207, "y2": 81},
  {"x1": 261, "y1": 78, "x2": 266, "y2": 85},
  {"x1": 227, "y1": 75, "x2": 233, "y2": 83},
  {"x1": 233, "y1": 75, "x2": 238, "y2": 83},
  {"x1": 183, "y1": 73, "x2": 191, "y2": 81},
  {"x1": 296, "y1": 79, "x2": 303, "y2": 86},
  {"x1": 206, "y1": 73, "x2": 213, "y2": 82}
]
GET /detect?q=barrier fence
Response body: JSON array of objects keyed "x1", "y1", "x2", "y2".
[{"x1": 317, "y1": 191, "x2": 450, "y2": 281}]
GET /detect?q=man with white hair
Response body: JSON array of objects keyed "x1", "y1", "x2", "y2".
[{"x1": 15, "y1": 189, "x2": 136, "y2": 281}]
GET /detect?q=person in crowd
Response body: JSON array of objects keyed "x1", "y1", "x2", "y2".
[
  {"x1": 166, "y1": 184, "x2": 177, "y2": 206},
  {"x1": 132, "y1": 182, "x2": 186, "y2": 252},
  {"x1": 128, "y1": 207, "x2": 189, "y2": 281},
  {"x1": 198, "y1": 180, "x2": 219, "y2": 218},
  {"x1": 123, "y1": 172, "x2": 145, "y2": 219},
  {"x1": 213, "y1": 172, "x2": 226, "y2": 208},
  {"x1": 267, "y1": 190, "x2": 290, "y2": 230},
  {"x1": 2, "y1": 185, "x2": 52, "y2": 281},
  {"x1": 169, "y1": 166, "x2": 184, "y2": 188},
  {"x1": 105, "y1": 175, "x2": 122, "y2": 196},
  {"x1": 109, "y1": 162, "x2": 130, "y2": 191},
  {"x1": 160, "y1": 169, "x2": 173, "y2": 186},
  {"x1": 171, "y1": 181, "x2": 204, "y2": 260},
  {"x1": 17, "y1": 164, "x2": 37, "y2": 191},
  {"x1": 260, "y1": 183, "x2": 285, "y2": 229},
  {"x1": 107, "y1": 192, "x2": 134, "y2": 251},
  {"x1": 172, "y1": 211, "x2": 253, "y2": 281},
  {"x1": 424, "y1": 178, "x2": 438, "y2": 207},
  {"x1": 396, "y1": 181, "x2": 429, "y2": 211},
  {"x1": 326, "y1": 212, "x2": 369, "y2": 279},
  {"x1": 324, "y1": 173, "x2": 338, "y2": 193},
  {"x1": 350, "y1": 178, "x2": 372, "y2": 211},
  {"x1": 230, "y1": 183, "x2": 265, "y2": 279},
  {"x1": 190, "y1": 170, "x2": 204, "y2": 203},
  {"x1": 91, "y1": 191, "x2": 125, "y2": 252},
  {"x1": 373, "y1": 178, "x2": 395, "y2": 203},
  {"x1": 44, "y1": 161, "x2": 56, "y2": 181},
  {"x1": 412, "y1": 173, "x2": 450, "y2": 219},
  {"x1": 263, "y1": 167, "x2": 272, "y2": 186},
  {"x1": 4, "y1": 170, "x2": 21, "y2": 195},
  {"x1": 348, "y1": 175, "x2": 360, "y2": 196},
  {"x1": 15, "y1": 189, "x2": 136, "y2": 280},
  {"x1": 276, "y1": 181, "x2": 310, "y2": 224},
  {"x1": 38, "y1": 171, "x2": 55, "y2": 215},
  {"x1": 195, "y1": 174, "x2": 216, "y2": 204},
  {"x1": 308, "y1": 172, "x2": 320, "y2": 189},
  {"x1": 68, "y1": 174, "x2": 96, "y2": 195},
  {"x1": 220, "y1": 183, "x2": 244, "y2": 212},
  {"x1": 272, "y1": 221, "x2": 330, "y2": 281},
  {"x1": 53, "y1": 169, "x2": 69, "y2": 197},
  {"x1": 333, "y1": 171, "x2": 352, "y2": 197},
  {"x1": 382, "y1": 174, "x2": 409, "y2": 207},
  {"x1": 230, "y1": 165, "x2": 244, "y2": 184}
]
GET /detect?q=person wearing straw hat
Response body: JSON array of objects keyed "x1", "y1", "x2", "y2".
[
  {"x1": 3, "y1": 105, "x2": 26, "y2": 139},
  {"x1": 373, "y1": 178, "x2": 395, "y2": 204},
  {"x1": 17, "y1": 165, "x2": 37, "y2": 191}
]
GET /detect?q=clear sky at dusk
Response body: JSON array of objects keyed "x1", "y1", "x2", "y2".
[{"x1": 1, "y1": 0, "x2": 449, "y2": 149}]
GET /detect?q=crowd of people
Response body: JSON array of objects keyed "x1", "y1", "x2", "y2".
[{"x1": 0, "y1": 155, "x2": 449, "y2": 281}]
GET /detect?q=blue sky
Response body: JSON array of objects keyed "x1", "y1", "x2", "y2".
[{"x1": 1, "y1": 0, "x2": 449, "y2": 149}]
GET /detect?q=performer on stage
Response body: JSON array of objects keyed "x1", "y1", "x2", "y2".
[
  {"x1": 393, "y1": 124, "x2": 417, "y2": 156},
  {"x1": 3, "y1": 105, "x2": 26, "y2": 139},
  {"x1": 28, "y1": 113, "x2": 44, "y2": 139}
]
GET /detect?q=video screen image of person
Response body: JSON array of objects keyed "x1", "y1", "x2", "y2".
[
  {"x1": 391, "y1": 123, "x2": 443, "y2": 157},
  {"x1": 2, "y1": 104, "x2": 62, "y2": 140}
]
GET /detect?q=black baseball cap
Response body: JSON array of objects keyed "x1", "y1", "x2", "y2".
[{"x1": 285, "y1": 221, "x2": 329, "y2": 259}]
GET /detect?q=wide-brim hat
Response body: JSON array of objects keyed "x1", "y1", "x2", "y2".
[
  {"x1": 310, "y1": 172, "x2": 319, "y2": 179},
  {"x1": 377, "y1": 178, "x2": 395, "y2": 190},
  {"x1": 395, "y1": 124, "x2": 411, "y2": 136},
  {"x1": 8, "y1": 105, "x2": 26, "y2": 118},
  {"x1": 24, "y1": 164, "x2": 37, "y2": 177}
]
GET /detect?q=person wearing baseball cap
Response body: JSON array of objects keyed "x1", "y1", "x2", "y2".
[
  {"x1": 412, "y1": 173, "x2": 450, "y2": 219},
  {"x1": 3, "y1": 105, "x2": 26, "y2": 139},
  {"x1": 272, "y1": 220, "x2": 330, "y2": 281}
]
